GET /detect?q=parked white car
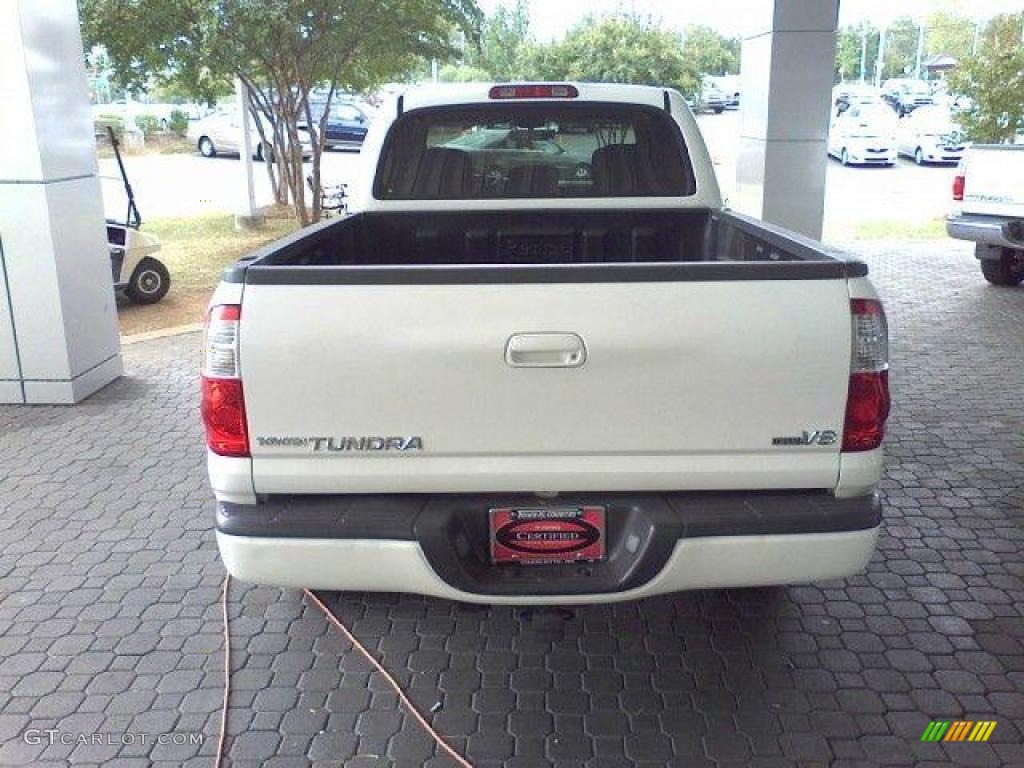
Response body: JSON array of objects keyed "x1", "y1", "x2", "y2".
[
  {"x1": 697, "y1": 79, "x2": 728, "y2": 113},
  {"x1": 709, "y1": 75, "x2": 740, "y2": 107},
  {"x1": 828, "y1": 103, "x2": 897, "y2": 166},
  {"x1": 188, "y1": 109, "x2": 312, "y2": 160},
  {"x1": 830, "y1": 83, "x2": 883, "y2": 118},
  {"x1": 896, "y1": 106, "x2": 966, "y2": 165}
]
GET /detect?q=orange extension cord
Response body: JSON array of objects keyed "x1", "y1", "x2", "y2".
[{"x1": 216, "y1": 575, "x2": 473, "y2": 768}]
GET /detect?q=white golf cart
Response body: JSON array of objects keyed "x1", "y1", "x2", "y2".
[{"x1": 105, "y1": 129, "x2": 170, "y2": 304}]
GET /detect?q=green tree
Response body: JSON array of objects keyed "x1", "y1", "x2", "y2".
[
  {"x1": 880, "y1": 16, "x2": 919, "y2": 80},
  {"x1": 835, "y1": 23, "x2": 879, "y2": 82},
  {"x1": 680, "y1": 25, "x2": 738, "y2": 77},
  {"x1": 925, "y1": 10, "x2": 974, "y2": 63},
  {"x1": 439, "y1": 63, "x2": 492, "y2": 82},
  {"x1": 532, "y1": 15, "x2": 700, "y2": 97},
  {"x1": 948, "y1": 12, "x2": 1024, "y2": 143},
  {"x1": 466, "y1": 0, "x2": 532, "y2": 81},
  {"x1": 81, "y1": 0, "x2": 481, "y2": 224}
]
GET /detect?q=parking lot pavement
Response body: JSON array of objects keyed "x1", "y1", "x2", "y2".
[
  {"x1": 99, "y1": 150, "x2": 363, "y2": 219},
  {"x1": 1, "y1": 238, "x2": 1022, "y2": 767},
  {"x1": 697, "y1": 111, "x2": 956, "y2": 239}
]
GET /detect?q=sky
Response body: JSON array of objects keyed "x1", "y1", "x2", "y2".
[{"x1": 475, "y1": 0, "x2": 1024, "y2": 40}]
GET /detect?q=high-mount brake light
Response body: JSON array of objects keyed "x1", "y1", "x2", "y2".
[
  {"x1": 201, "y1": 304, "x2": 249, "y2": 457},
  {"x1": 842, "y1": 299, "x2": 890, "y2": 452},
  {"x1": 488, "y1": 84, "x2": 579, "y2": 99}
]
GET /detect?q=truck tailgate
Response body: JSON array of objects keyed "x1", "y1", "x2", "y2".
[
  {"x1": 240, "y1": 278, "x2": 852, "y2": 493},
  {"x1": 962, "y1": 147, "x2": 1024, "y2": 218}
]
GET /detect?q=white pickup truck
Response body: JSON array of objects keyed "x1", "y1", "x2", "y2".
[
  {"x1": 947, "y1": 144, "x2": 1024, "y2": 285},
  {"x1": 202, "y1": 83, "x2": 890, "y2": 604}
]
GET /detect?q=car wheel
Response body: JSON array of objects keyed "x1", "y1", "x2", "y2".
[
  {"x1": 125, "y1": 258, "x2": 171, "y2": 304},
  {"x1": 713, "y1": 107, "x2": 724, "y2": 114},
  {"x1": 980, "y1": 253, "x2": 1024, "y2": 286},
  {"x1": 840, "y1": 148, "x2": 850, "y2": 166},
  {"x1": 914, "y1": 147, "x2": 924, "y2": 165},
  {"x1": 198, "y1": 136, "x2": 216, "y2": 157}
]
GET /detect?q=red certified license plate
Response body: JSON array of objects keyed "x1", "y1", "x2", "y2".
[{"x1": 489, "y1": 506, "x2": 606, "y2": 565}]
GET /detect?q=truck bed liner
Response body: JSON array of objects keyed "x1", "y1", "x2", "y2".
[{"x1": 223, "y1": 208, "x2": 867, "y2": 284}]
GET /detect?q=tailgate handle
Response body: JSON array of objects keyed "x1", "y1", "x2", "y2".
[{"x1": 505, "y1": 333, "x2": 586, "y2": 368}]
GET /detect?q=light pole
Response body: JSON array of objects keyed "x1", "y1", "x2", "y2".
[
  {"x1": 859, "y1": 26, "x2": 868, "y2": 82},
  {"x1": 874, "y1": 25, "x2": 887, "y2": 87},
  {"x1": 914, "y1": 20, "x2": 926, "y2": 79}
]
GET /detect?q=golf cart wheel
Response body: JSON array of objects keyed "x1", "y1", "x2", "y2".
[
  {"x1": 914, "y1": 147, "x2": 924, "y2": 165},
  {"x1": 198, "y1": 136, "x2": 216, "y2": 157},
  {"x1": 980, "y1": 253, "x2": 1024, "y2": 287},
  {"x1": 713, "y1": 106, "x2": 724, "y2": 114},
  {"x1": 126, "y1": 258, "x2": 171, "y2": 304}
]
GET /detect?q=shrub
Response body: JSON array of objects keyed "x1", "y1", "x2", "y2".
[
  {"x1": 169, "y1": 109, "x2": 189, "y2": 136},
  {"x1": 135, "y1": 114, "x2": 164, "y2": 136}
]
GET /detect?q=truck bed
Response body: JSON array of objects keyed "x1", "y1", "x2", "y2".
[{"x1": 226, "y1": 208, "x2": 866, "y2": 282}]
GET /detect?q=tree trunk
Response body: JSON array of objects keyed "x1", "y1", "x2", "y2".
[
  {"x1": 303, "y1": 87, "x2": 334, "y2": 223},
  {"x1": 242, "y1": 81, "x2": 288, "y2": 207}
]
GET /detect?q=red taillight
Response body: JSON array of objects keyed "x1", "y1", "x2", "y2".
[
  {"x1": 952, "y1": 173, "x2": 964, "y2": 201},
  {"x1": 842, "y1": 299, "x2": 890, "y2": 452},
  {"x1": 489, "y1": 84, "x2": 578, "y2": 99},
  {"x1": 843, "y1": 371, "x2": 890, "y2": 452},
  {"x1": 202, "y1": 378, "x2": 249, "y2": 456},
  {"x1": 201, "y1": 304, "x2": 249, "y2": 457}
]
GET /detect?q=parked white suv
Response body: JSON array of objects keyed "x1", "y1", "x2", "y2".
[{"x1": 203, "y1": 83, "x2": 890, "y2": 604}]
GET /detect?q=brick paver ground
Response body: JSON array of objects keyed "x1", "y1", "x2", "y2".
[{"x1": 0, "y1": 239, "x2": 1022, "y2": 767}]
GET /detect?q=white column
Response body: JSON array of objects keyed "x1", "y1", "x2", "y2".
[
  {"x1": 0, "y1": 0, "x2": 122, "y2": 404},
  {"x1": 234, "y1": 79, "x2": 264, "y2": 230},
  {"x1": 735, "y1": 0, "x2": 839, "y2": 239}
]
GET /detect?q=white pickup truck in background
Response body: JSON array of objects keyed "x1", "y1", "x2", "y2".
[
  {"x1": 947, "y1": 144, "x2": 1024, "y2": 286},
  {"x1": 202, "y1": 83, "x2": 890, "y2": 604}
]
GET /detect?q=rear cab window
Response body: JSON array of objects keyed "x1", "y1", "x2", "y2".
[{"x1": 375, "y1": 103, "x2": 696, "y2": 200}]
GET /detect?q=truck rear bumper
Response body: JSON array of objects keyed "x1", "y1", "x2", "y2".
[
  {"x1": 215, "y1": 491, "x2": 880, "y2": 604},
  {"x1": 947, "y1": 213, "x2": 1024, "y2": 249}
]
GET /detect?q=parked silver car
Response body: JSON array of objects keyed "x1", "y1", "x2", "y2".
[{"x1": 188, "y1": 108, "x2": 312, "y2": 160}]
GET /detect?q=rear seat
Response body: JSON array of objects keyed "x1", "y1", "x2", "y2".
[
  {"x1": 507, "y1": 165, "x2": 560, "y2": 196},
  {"x1": 410, "y1": 148, "x2": 472, "y2": 198},
  {"x1": 591, "y1": 143, "x2": 661, "y2": 195}
]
